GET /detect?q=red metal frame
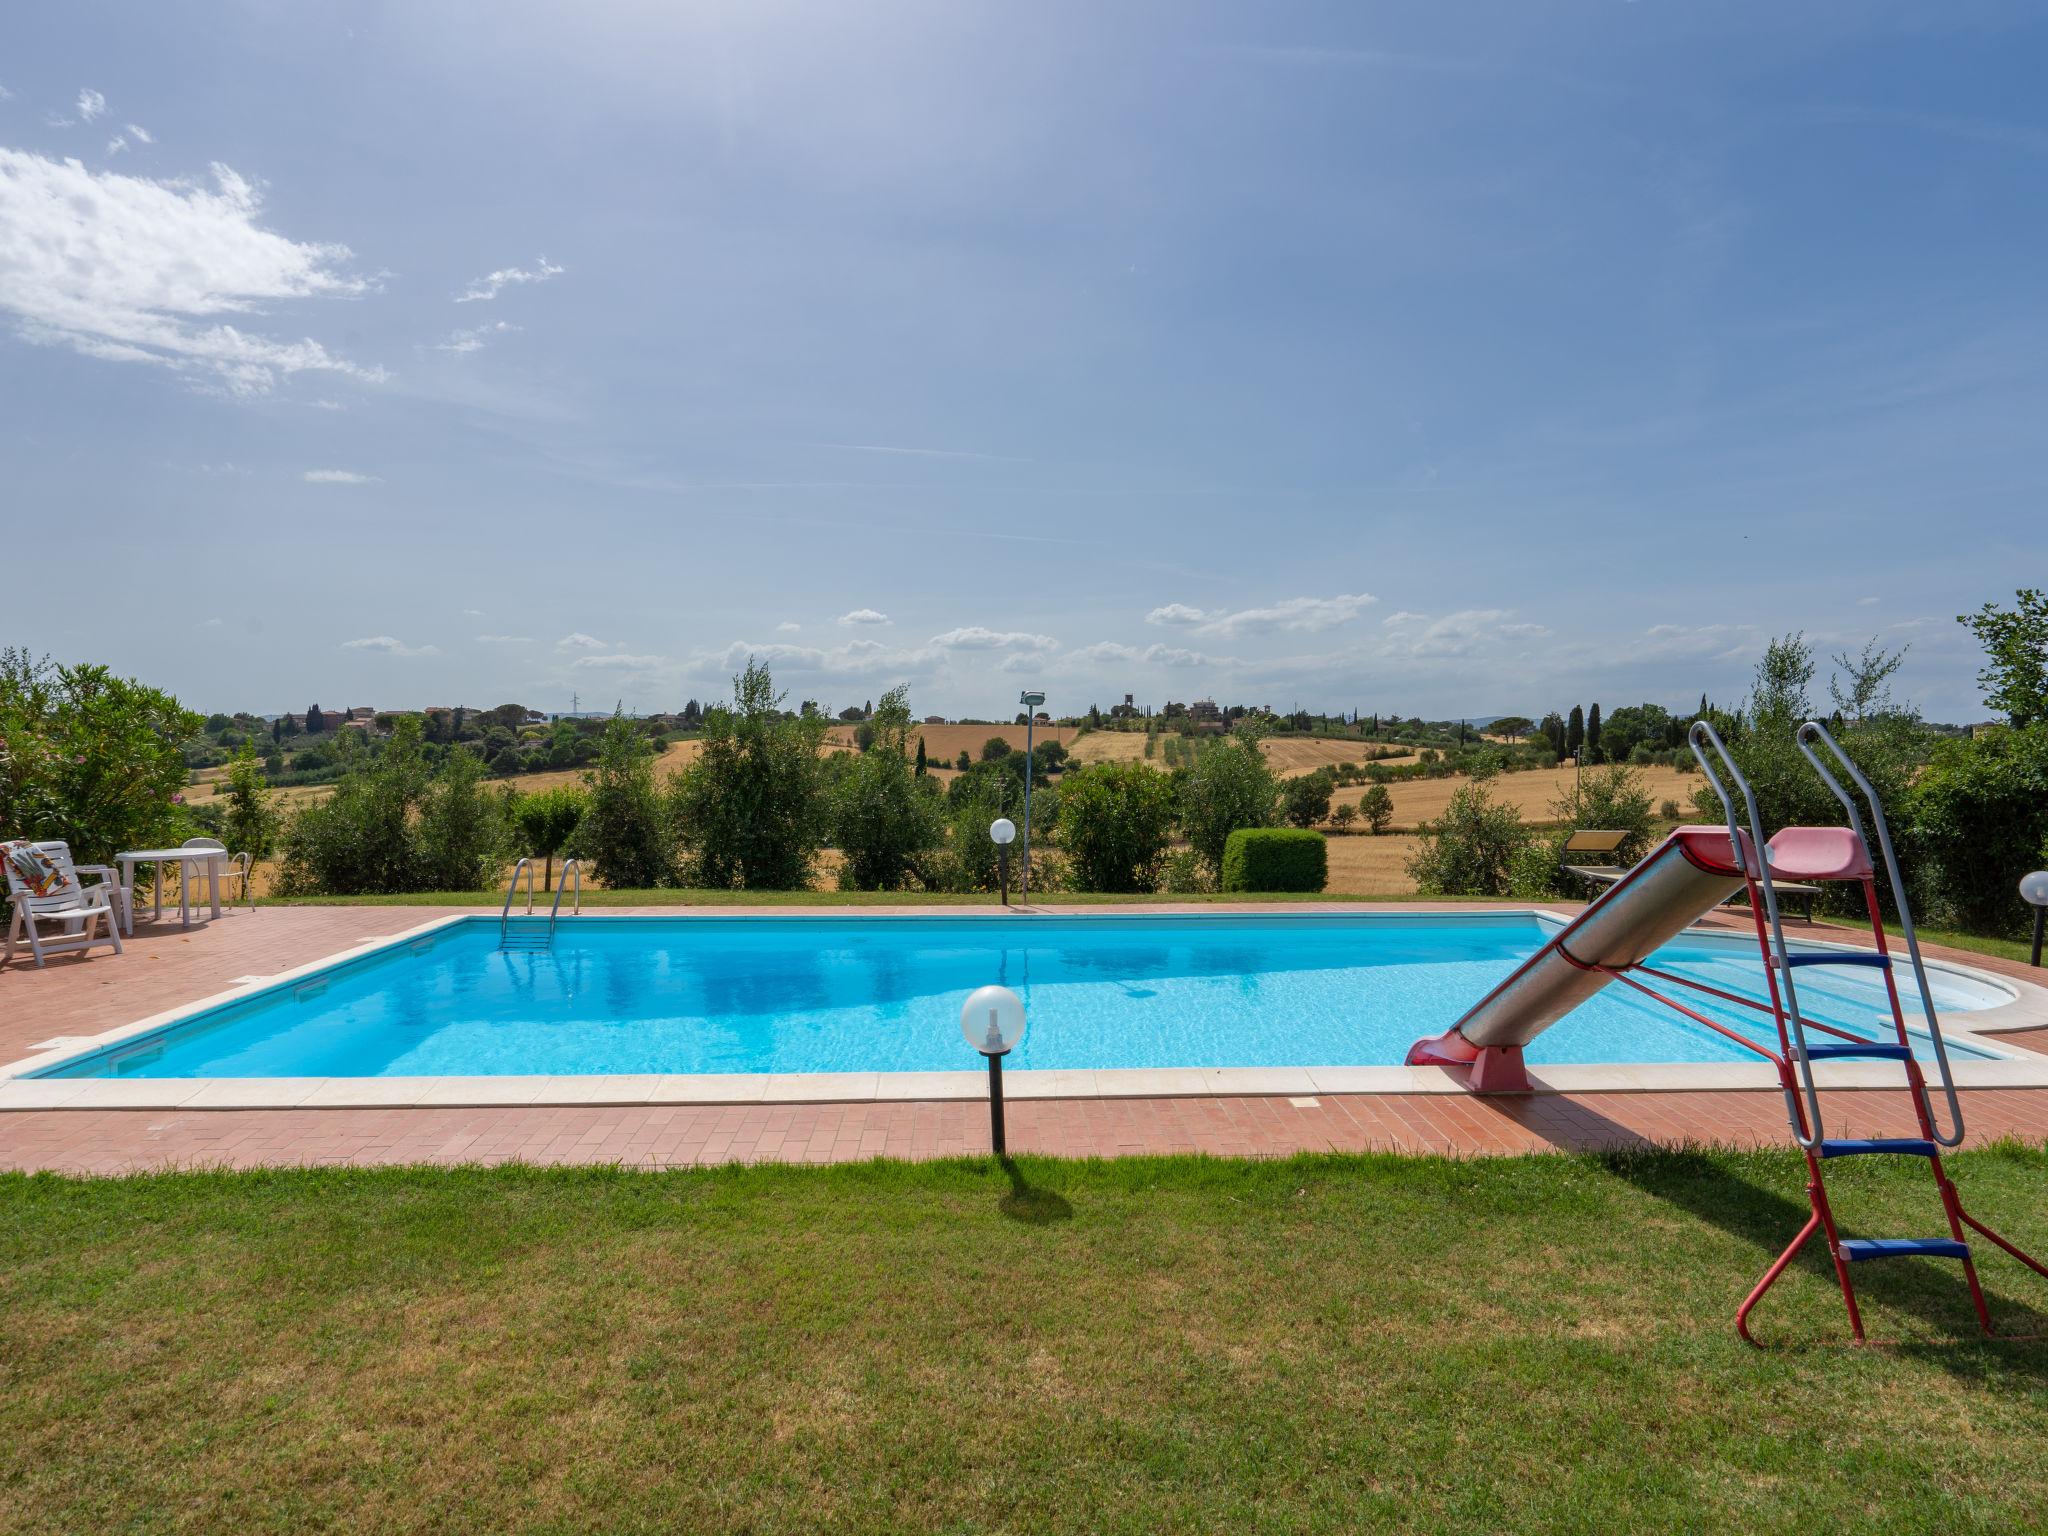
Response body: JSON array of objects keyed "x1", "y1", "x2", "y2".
[{"x1": 1598, "y1": 864, "x2": 2048, "y2": 1345}]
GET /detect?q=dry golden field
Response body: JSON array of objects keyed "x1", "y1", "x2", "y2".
[
  {"x1": 1067, "y1": 731, "x2": 1417, "y2": 776},
  {"x1": 1333, "y1": 762, "x2": 1698, "y2": 832}
]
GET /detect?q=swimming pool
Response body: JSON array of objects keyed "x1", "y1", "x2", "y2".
[{"x1": 31, "y1": 913, "x2": 2011, "y2": 1080}]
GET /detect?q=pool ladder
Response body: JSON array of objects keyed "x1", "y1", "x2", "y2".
[{"x1": 499, "y1": 858, "x2": 581, "y2": 951}]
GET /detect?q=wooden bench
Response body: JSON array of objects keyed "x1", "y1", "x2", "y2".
[{"x1": 1559, "y1": 828, "x2": 1819, "y2": 920}]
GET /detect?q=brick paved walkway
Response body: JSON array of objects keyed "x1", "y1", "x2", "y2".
[{"x1": 5, "y1": 904, "x2": 2046, "y2": 1175}]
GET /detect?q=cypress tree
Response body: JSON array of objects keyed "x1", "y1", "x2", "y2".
[
  {"x1": 1566, "y1": 705, "x2": 1584, "y2": 758},
  {"x1": 1586, "y1": 703, "x2": 1602, "y2": 762}
]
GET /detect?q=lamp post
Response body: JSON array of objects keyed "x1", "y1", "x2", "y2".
[
  {"x1": 990, "y1": 817, "x2": 1016, "y2": 905},
  {"x1": 961, "y1": 984, "x2": 1026, "y2": 1156},
  {"x1": 2023, "y1": 871, "x2": 2048, "y2": 969},
  {"x1": 1018, "y1": 689, "x2": 1045, "y2": 902}
]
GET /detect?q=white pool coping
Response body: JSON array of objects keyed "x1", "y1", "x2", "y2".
[{"x1": 4, "y1": 908, "x2": 2047, "y2": 1112}]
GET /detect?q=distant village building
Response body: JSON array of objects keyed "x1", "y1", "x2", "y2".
[
  {"x1": 1189, "y1": 699, "x2": 1222, "y2": 724},
  {"x1": 924, "y1": 715, "x2": 947, "y2": 725}
]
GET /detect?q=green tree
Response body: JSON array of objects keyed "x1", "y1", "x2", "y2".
[
  {"x1": 416, "y1": 747, "x2": 502, "y2": 892},
  {"x1": 275, "y1": 719, "x2": 436, "y2": 895},
  {"x1": 954, "y1": 749, "x2": 971, "y2": 771},
  {"x1": 980, "y1": 737, "x2": 1012, "y2": 762},
  {"x1": 1585, "y1": 703, "x2": 1602, "y2": 763},
  {"x1": 1055, "y1": 761, "x2": 1175, "y2": 893},
  {"x1": 1176, "y1": 730, "x2": 1277, "y2": 876},
  {"x1": 507, "y1": 785, "x2": 587, "y2": 891},
  {"x1": 915, "y1": 736, "x2": 928, "y2": 776},
  {"x1": 218, "y1": 744, "x2": 281, "y2": 859},
  {"x1": 1357, "y1": 783, "x2": 1394, "y2": 834},
  {"x1": 0, "y1": 650, "x2": 203, "y2": 866},
  {"x1": 1565, "y1": 705, "x2": 1584, "y2": 759},
  {"x1": 1552, "y1": 763, "x2": 1657, "y2": 865},
  {"x1": 831, "y1": 687, "x2": 944, "y2": 891},
  {"x1": 306, "y1": 704, "x2": 326, "y2": 734},
  {"x1": 1406, "y1": 783, "x2": 1534, "y2": 896},
  {"x1": 1279, "y1": 769, "x2": 1335, "y2": 828},
  {"x1": 1956, "y1": 589, "x2": 2048, "y2": 728},
  {"x1": 1909, "y1": 725, "x2": 2048, "y2": 935},
  {"x1": 671, "y1": 659, "x2": 829, "y2": 889},
  {"x1": 575, "y1": 713, "x2": 673, "y2": 890}
]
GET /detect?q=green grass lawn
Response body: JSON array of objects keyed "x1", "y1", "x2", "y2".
[
  {"x1": 1815, "y1": 917, "x2": 2037, "y2": 968},
  {"x1": 7, "y1": 1150, "x2": 2048, "y2": 1534}
]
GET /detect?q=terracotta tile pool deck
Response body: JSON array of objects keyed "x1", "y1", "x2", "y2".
[{"x1": 4, "y1": 902, "x2": 2046, "y2": 1176}]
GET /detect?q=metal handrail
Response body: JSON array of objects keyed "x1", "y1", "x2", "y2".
[
  {"x1": 1689, "y1": 719, "x2": 1826, "y2": 1149},
  {"x1": 548, "y1": 859, "x2": 582, "y2": 931},
  {"x1": 1795, "y1": 720, "x2": 1965, "y2": 1146},
  {"x1": 500, "y1": 857, "x2": 537, "y2": 941}
]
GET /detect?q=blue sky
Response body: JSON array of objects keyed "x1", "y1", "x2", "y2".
[{"x1": 3, "y1": 1, "x2": 2042, "y2": 722}]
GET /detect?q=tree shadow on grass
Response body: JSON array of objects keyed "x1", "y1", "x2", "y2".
[
  {"x1": 997, "y1": 1158, "x2": 1073, "y2": 1227},
  {"x1": 1458, "y1": 1091, "x2": 2048, "y2": 1374}
]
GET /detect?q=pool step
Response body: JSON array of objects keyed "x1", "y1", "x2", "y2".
[
  {"x1": 1817, "y1": 1137, "x2": 1936, "y2": 1160},
  {"x1": 1802, "y1": 1042, "x2": 1914, "y2": 1063}
]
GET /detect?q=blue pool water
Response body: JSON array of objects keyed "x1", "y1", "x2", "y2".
[{"x1": 38, "y1": 914, "x2": 2007, "y2": 1079}]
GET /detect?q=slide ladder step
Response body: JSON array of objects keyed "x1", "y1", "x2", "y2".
[
  {"x1": 1838, "y1": 1237, "x2": 1970, "y2": 1263},
  {"x1": 1778, "y1": 952, "x2": 1891, "y2": 970},
  {"x1": 1818, "y1": 1137, "x2": 1936, "y2": 1160},
  {"x1": 1803, "y1": 1042, "x2": 1913, "y2": 1063}
]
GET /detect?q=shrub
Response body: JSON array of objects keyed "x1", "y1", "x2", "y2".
[
  {"x1": 1659, "y1": 799, "x2": 1682, "y2": 820},
  {"x1": 1328, "y1": 803, "x2": 1358, "y2": 833},
  {"x1": 576, "y1": 714, "x2": 674, "y2": 889},
  {"x1": 671, "y1": 660, "x2": 829, "y2": 889},
  {"x1": 1357, "y1": 783, "x2": 1394, "y2": 834},
  {"x1": 980, "y1": 737, "x2": 1012, "y2": 762},
  {"x1": 831, "y1": 688, "x2": 945, "y2": 891},
  {"x1": 1907, "y1": 724, "x2": 2048, "y2": 936},
  {"x1": 275, "y1": 720, "x2": 436, "y2": 895},
  {"x1": 1552, "y1": 763, "x2": 1657, "y2": 866},
  {"x1": 1405, "y1": 784, "x2": 1533, "y2": 897},
  {"x1": 1279, "y1": 769, "x2": 1334, "y2": 829},
  {"x1": 1157, "y1": 848, "x2": 1211, "y2": 894},
  {"x1": 1507, "y1": 838, "x2": 1564, "y2": 900},
  {"x1": 1177, "y1": 732, "x2": 1278, "y2": 875},
  {"x1": 0, "y1": 650, "x2": 201, "y2": 865},
  {"x1": 1056, "y1": 761, "x2": 1176, "y2": 892},
  {"x1": 507, "y1": 784, "x2": 587, "y2": 891},
  {"x1": 1220, "y1": 827, "x2": 1327, "y2": 893},
  {"x1": 218, "y1": 744, "x2": 281, "y2": 858},
  {"x1": 416, "y1": 747, "x2": 502, "y2": 892}
]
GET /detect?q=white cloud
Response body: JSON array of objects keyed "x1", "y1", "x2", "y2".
[
  {"x1": 126, "y1": 124, "x2": 153, "y2": 144},
  {"x1": 1181, "y1": 593, "x2": 1377, "y2": 638},
  {"x1": 460, "y1": 608, "x2": 485, "y2": 618},
  {"x1": 556, "y1": 632, "x2": 606, "y2": 650},
  {"x1": 434, "y1": 319, "x2": 519, "y2": 354},
  {"x1": 106, "y1": 135, "x2": 129, "y2": 156},
  {"x1": 573, "y1": 652, "x2": 666, "y2": 670},
  {"x1": 1857, "y1": 595, "x2": 1879, "y2": 606},
  {"x1": 1065, "y1": 641, "x2": 1236, "y2": 670},
  {"x1": 200, "y1": 617, "x2": 224, "y2": 629},
  {"x1": 75, "y1": 89, "x2": 107, "y2": 123},
  {"x1": 838, "y1": 608, "x2": 891, "y2": 627},
  {"x1": 0, "y1": 85, "x2": 15, "y2": 103},
  {"x1": 0, "y1": 150, "x2": 382, "y2": 396},
  {"x1": 455, "y1": 257, "x2": 564, "y2": 303},
  {"x1": 476, "y1": 633, "x2": 532, "y2": 644},
  {"x1": 309, "y1": 398, "x2": 346, "y2": 411},
  {"x1": 342, "y1": 635, "x2": 439, "y2": 657},
  {"x1": 927, "y1": 626, "x2": 1059, "y2": 653},
  {"x1": 776, "y1": 621, "x2": 801, "y2": 633},
  {"x1": 303, "y1": 468, "x2": 379, "y2": 484}
]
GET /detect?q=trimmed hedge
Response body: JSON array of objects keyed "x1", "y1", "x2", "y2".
[{"x1": 1220, "y1": 828, "x2": 1328, "y2": 893}]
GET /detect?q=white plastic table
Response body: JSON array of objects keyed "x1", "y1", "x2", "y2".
[{"x1": 114, "y1": 848, "x2": 225, "y2": 934}]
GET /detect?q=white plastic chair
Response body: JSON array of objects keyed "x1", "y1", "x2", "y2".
[
  {"x1": 3, "y1": 842, "x2": 124, "y2": 968},
  {"x1": 33, "y1": 841, "x2": 131, "y2": 932},
  {"x1": 177, "y1": 836, "x2": 235, "y2": 919}
]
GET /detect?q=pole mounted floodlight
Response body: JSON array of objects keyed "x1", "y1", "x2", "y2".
[
  {"x1": 990, "y1": 817, "x2": 1016, "y2": 906},
  {"x1": 2023, "y1": 871, "x2": 2048, "y2": 968},
  {"x1": 1018, "y1": 691, "x2": 1045, "y2": 903},
  {"x1": 961, "y1": 984, "x2": 1027, "y2": 1156}
]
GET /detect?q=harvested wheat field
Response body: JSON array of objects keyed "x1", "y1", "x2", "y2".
[
  {"x1": 1068, "y1": 731, "x2": 1417, "y2": 776},
  {"x1": 837, "y1": 723, "x2": 1079, "y2": 764},
  {"x1": 1321, "y1": 833, "x2": 1427, "y2": 895},
  {"x1": 1334, "y1": 762, "x2": 1699, "y2": 832}
]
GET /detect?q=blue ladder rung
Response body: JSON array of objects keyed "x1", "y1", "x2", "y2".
[
  {"x1": 1803, "y1": 1042, "x2": 1913, "y2": 1062},
  {"x1": 1819, "y1": 1137, "x2": 1936, "y2": 1160},
  {"x1": 1783, "y1": 952, "x2": 1891, "y2": 969},
  {"x1": 1839, "y1": 1238, "x2": 1970, "y2": 1263}
]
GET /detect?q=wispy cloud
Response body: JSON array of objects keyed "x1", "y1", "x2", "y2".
[
  {"x1": 838, "y1": 608, "x2": 891, "y2": 627},
  {"x1": 303, "y1": 468, "x2": 380, "y2": 484},
  {"x1": 0, "y1": 151, "x2": 382, "y2": 396},
  {"x1": 126, "y1": 123, "x2": 153, "y2": 144},
  {"x1": 433, "y1": 319, "x2": 520, "y2": 354},
  {"x1": 573, "y1": 652, "x2": 666, "y2": 670},
  {"x1": 476, "y1": 633, "x2": 533, "y2": 644},
  {"x1": 776, "y1": 621, "x2": 801, "y2": 633},
  {"x1": 342, "y1": 635, "x2": 439, "y2": 657},
  {"x1": 927, "y1": 626, "x2": 1058, "y2": 654},
  {"x1": 75, "y1": 88, "x2": 107, "y2": 123},
  {"x1": 455, "y1": 257, "x2": 564, "y2": 303},
  {"x1": 556, "y1": 632, "x2": 606, "y2": 650},
  {"x1": 1149, "y1": 593, "x2": 1377, "y2": 638}
]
